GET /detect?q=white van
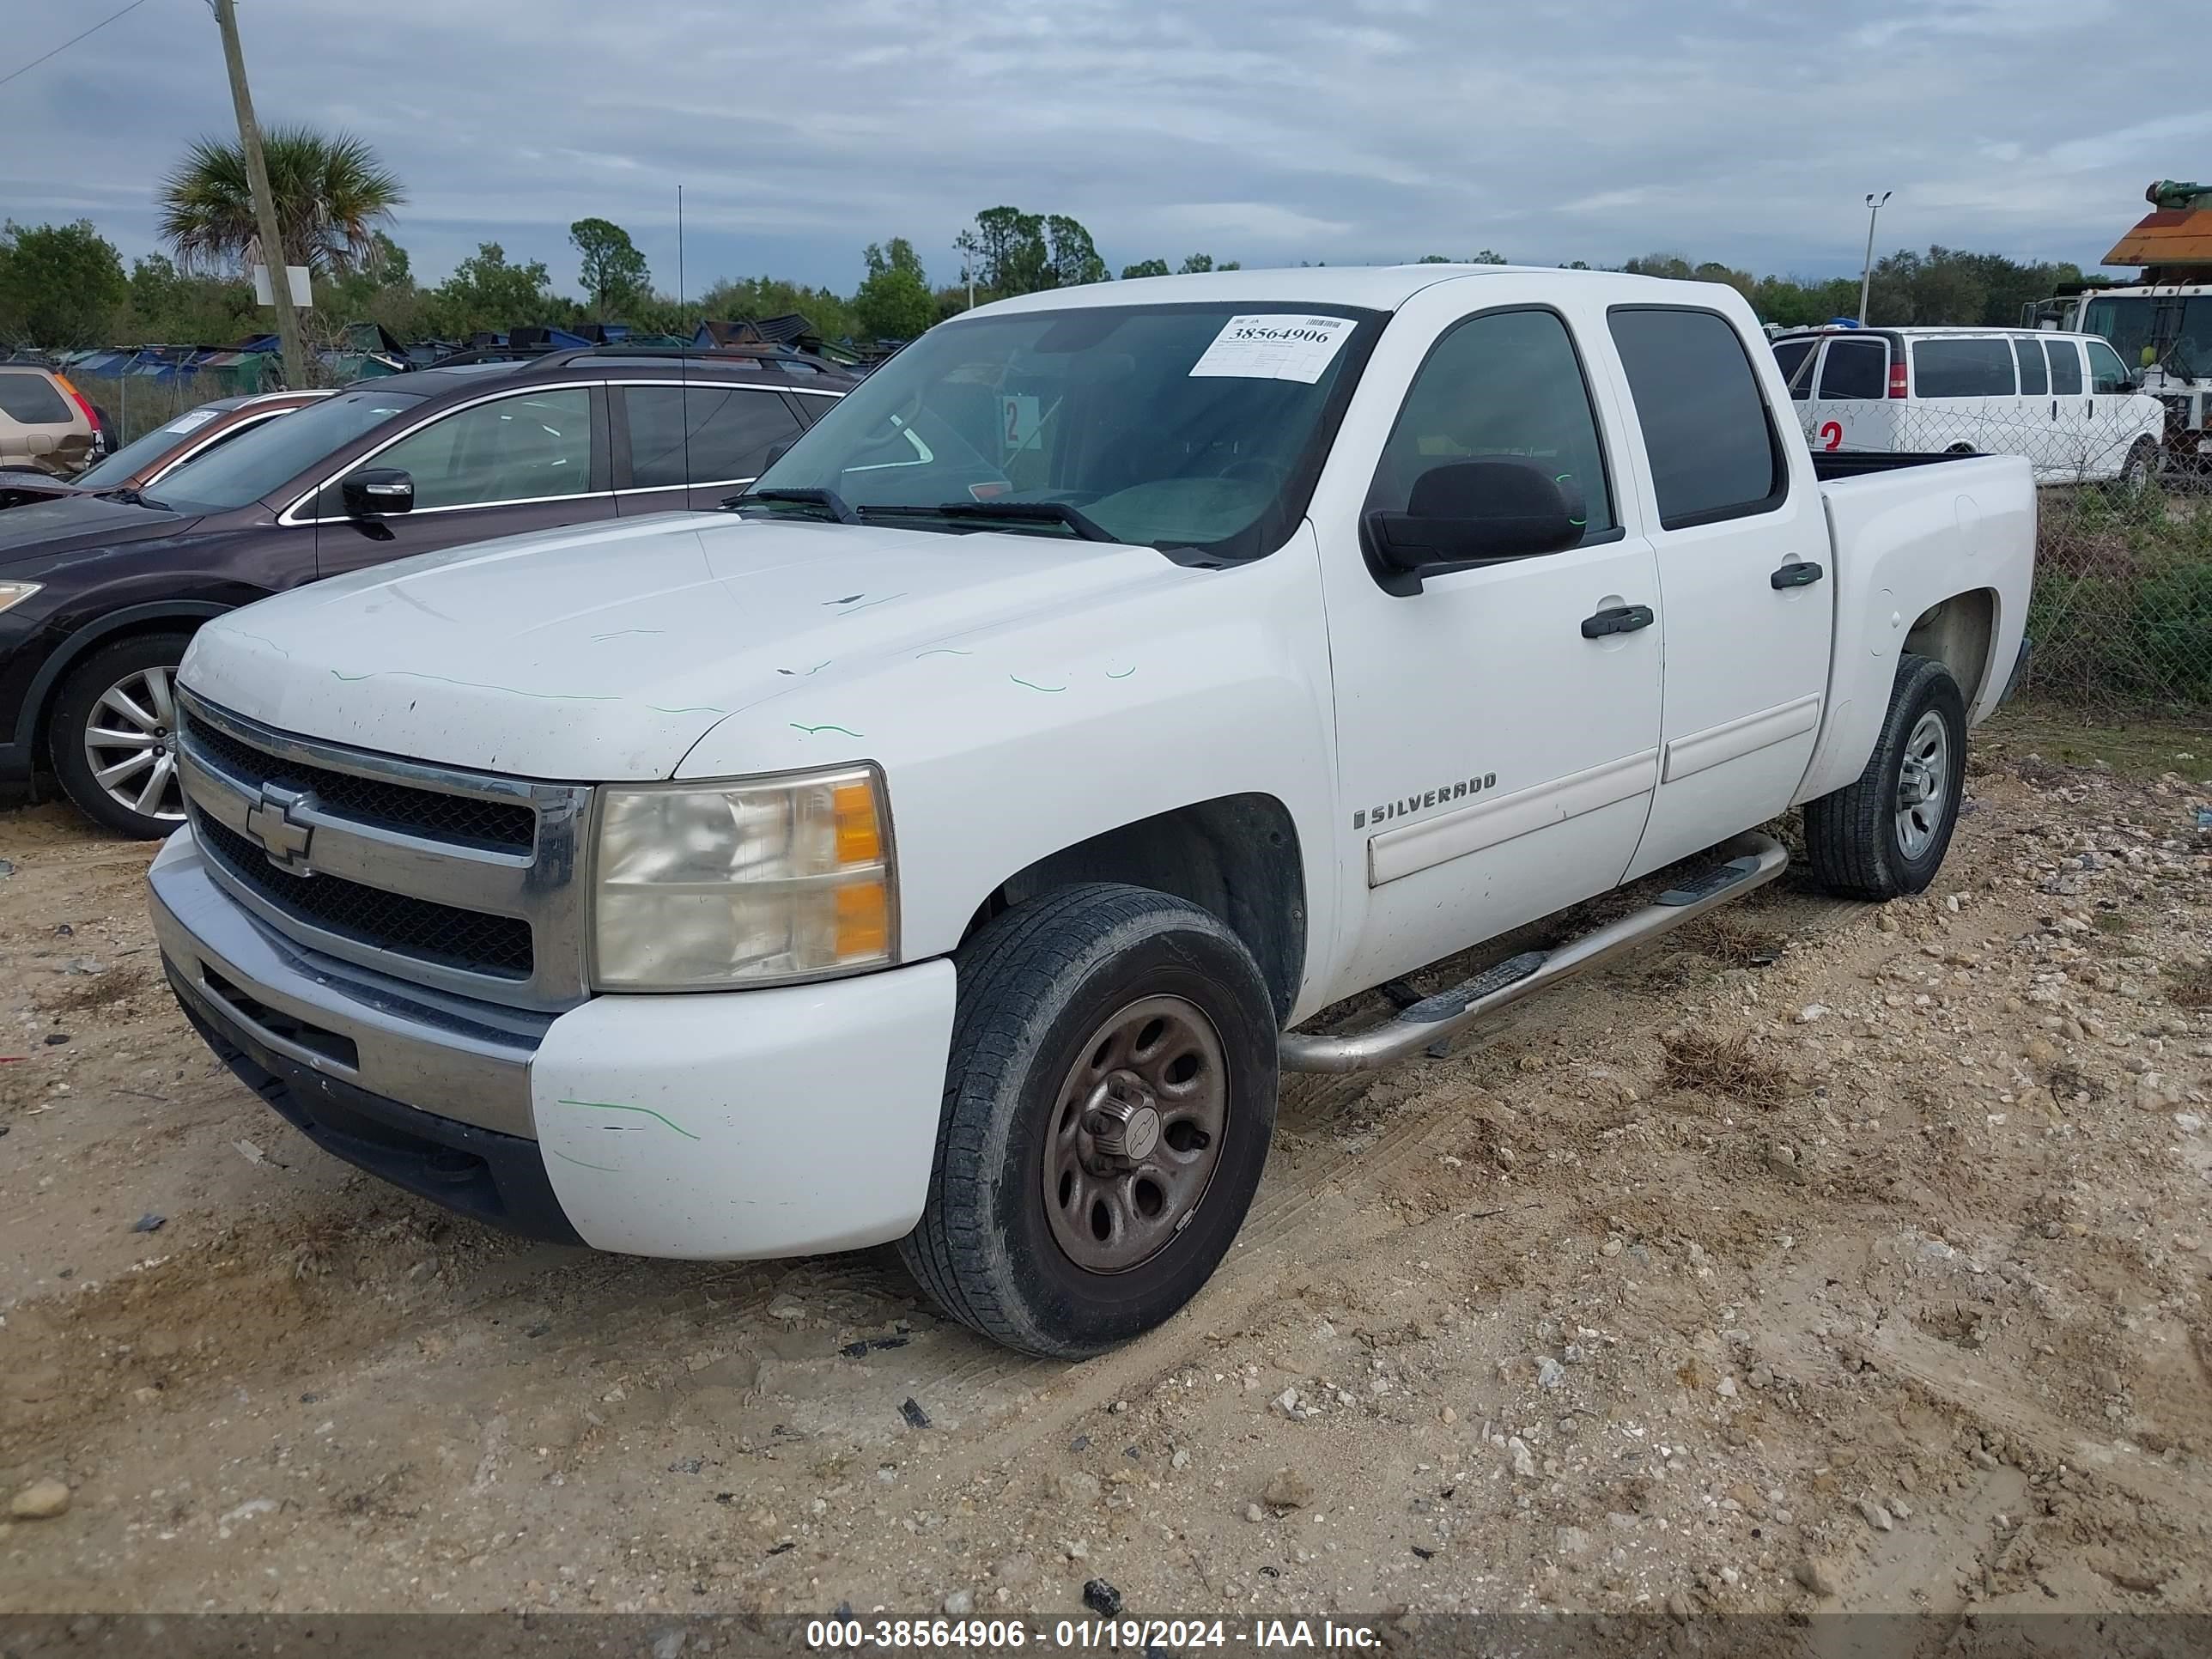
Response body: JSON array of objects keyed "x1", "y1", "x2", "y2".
[{"x1": 1771, "y1": 326, "x2": 2165, "y2": 486}]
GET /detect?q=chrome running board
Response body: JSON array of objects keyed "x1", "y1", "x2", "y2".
[{"x1": 1278, "y1": 832, "x2": 1790, "y2": 1074}]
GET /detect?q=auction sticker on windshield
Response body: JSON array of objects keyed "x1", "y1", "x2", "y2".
[{"x1": 1188, "y1": 314, "x2": 1356, "y2": 383}]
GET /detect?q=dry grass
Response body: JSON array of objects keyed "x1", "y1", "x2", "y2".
[
  {"x1": 2166, "y1": 960, "x2": 2212, "y2": 1012},
  {"x1": 1680, "y1": 914, "x2": 1778, "y2": 968},
  {"x1": 1661, "y1": 1030, "x2": 1789, "y2": 1109}
]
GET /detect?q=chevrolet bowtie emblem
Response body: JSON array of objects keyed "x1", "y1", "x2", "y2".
[{"x1": 241, "y1": 783, "x2": 315, "y2": 873}]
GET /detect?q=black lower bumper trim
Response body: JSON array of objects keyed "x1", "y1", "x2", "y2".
[{"x1": 167, "y1": 960, "x2": 583, "y2": 1245}]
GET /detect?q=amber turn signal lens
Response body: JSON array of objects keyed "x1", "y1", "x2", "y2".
[
  {"x1": 833, "y1": 781, "x2": 881, "y2": 865},
  {"x1": 835, "y1": 880, "x2": 890, "y2": 958}
]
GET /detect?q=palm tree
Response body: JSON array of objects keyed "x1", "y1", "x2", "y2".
[{"x1": 158, "y1": 126, "x2": 404, "y2": 278}]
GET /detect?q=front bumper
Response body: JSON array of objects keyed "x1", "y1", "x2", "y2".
[{"x1": 151, "y1": 827, "x2": 960, "y2": 1258}]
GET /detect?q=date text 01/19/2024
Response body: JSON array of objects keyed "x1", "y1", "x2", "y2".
[{"x1": 804, "y1": 1618, "x2": 1382, "y2": 1650}]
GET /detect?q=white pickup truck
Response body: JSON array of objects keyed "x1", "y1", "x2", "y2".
[{"x1": 150, "y1": 267, "x2": 2035, "y2": 1357}]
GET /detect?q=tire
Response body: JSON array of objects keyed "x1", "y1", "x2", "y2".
[
  {"x1": 2119, "y1": 437, "x2": 2160, "y2": 493},
  {"x1": 900, "y1": 883, "x2": 1279, "y2": 1358},
  {"x1": 48, "y1": 631, "x2": 195, "y2": 839},
  {"x1": 1804, "y1": 653, "x2": 1966, "y2": 901}
]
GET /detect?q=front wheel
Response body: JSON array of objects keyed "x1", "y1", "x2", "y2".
[
  {"x1": 48, "y1": 631, "x2": 196, "y2": 839},
  {"x1": 2119, "y1": 437, "x2": 2160, "y2": 492},
  {"x1": 900, "y1": 883, "x2": 1279, "y2": 1358},
  {"x1": 1804, "y1": 653, "x2": 1966, "y2": 901}
]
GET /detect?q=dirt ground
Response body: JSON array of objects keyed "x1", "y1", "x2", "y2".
[{"x1": 3, "y1": 708, "x2": 2209, "y2": 1624}]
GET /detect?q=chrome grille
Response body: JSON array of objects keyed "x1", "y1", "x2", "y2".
[
  {"x1": 185, "y1": 715, "x2": 537, "y2": 850},
  {"x1": 174, "y1": 690, "x2": 592, "y2": 1012},
  {"x1": 195, "y1": 814, "x2": 535, "y2": 977}
]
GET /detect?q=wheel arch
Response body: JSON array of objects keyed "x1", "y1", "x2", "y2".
[
  {"x1": 963, "y1": 793, "x2": 1307, "y2": 1025},
  {"x1": 1901, "y1": 588, "x2": 1997, "y2": 711},
  {"x1": 19, "y1": 602, "x2": 229, "y2": 763}
]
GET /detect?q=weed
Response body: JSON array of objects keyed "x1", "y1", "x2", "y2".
[
  {"x1": 1662, "y1": 1031, "x2": 1788, "y2": 1109},
  {"x1": 1681, "y1": 914, "x2": 1777, "y2": 967},
  {"x1": 2166, "y1": 960, "x2": 2212, "y2": 1011}
]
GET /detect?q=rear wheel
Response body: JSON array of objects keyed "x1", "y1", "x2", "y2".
[
  {"x1": 1804, "y1": 653, "x2": 1966, "y2": 901},
  {"x1": 49, "y1": 631, "x2": 195, "y2": 839},
  {"x1": 901, "y1": 883, "x2": 1278, "y2": 1358}
]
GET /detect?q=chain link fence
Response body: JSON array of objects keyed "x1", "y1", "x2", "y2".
[{"x1": 1784, "y1": 392, "x2": 2211, "y2": 721}]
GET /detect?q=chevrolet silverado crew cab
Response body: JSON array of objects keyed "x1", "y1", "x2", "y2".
[{"x1": 149, "y1": 267, "x2": 2033, "y2": 1357}]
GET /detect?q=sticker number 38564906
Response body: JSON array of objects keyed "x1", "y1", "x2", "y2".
[{"x1": 1188, "y1": 315, "x2": 1357, "y2": 384}]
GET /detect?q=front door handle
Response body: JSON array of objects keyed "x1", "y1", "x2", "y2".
[
  {"x1": 1771, "y1": 560, "x2": 1825, "y2": 589},
  {"x1": 1581, "y1": 603, "x2": 1655, "y2": 639}
]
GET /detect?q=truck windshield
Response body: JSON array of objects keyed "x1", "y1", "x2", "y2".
[
  {"x1": 2083, "y1": 295, "x2": 2158, "y2": 372},
  {"x1": 152, "y1": 387, "x2": 424, "y2": 514},
  {"x1": 744, "y1": 301, "x2": 1383, "y2": 558}
]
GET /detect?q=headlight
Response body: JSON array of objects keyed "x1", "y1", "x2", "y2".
[
  {"x1": 592, "y1": 766, "x2": 895, "y2": 989},
  {"x1": 0, "y1": 581, "x2": 42, "y2": 616}
]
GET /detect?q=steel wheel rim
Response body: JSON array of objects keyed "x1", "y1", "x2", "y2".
[
  {"x1": 1893, "y1": 708, "x2": 1949, "y2": 860},
  {"x1": 1042, "y1": 994, "x2": 1230, "y2": 1275},
  {"x1": 82, "y1": 665, "x2": 184, "y2": 823}
]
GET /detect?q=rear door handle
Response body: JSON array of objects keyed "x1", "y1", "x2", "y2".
[
  {"x1": 1771, "y1": 560, "x2": 1825, "y2": 589},
  {"x1": 1581, "y1": 603, "x2": 1655, "y2": 639}
]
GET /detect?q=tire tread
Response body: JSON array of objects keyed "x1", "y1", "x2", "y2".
[
  {"x1": 1804, "y1": 653, "x2": 1960, "y2": 901},
  {"x1": 900, "y1": 883, "x2": 1269, "y2": 1357}
]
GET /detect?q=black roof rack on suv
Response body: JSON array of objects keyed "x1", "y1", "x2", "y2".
[{"x1": 428, "y1": 343, "x2": 853, "y2": 374}]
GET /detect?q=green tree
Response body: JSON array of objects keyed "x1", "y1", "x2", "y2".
[
  {"x1": 854, "y1": 238, "x2": 934, "y2": 339},
  {"x1": 1417, "y1": 253, "x2": 1451, "y2": 264},
  {"x1": 1120, "y1": 258, "x2": 1170, "y2": 279},
  {"x1": 426, "y1": 242, "x2": 563, "y2": 337},
  {"x1": 967, "y1": 207, "x2": 1050, "y2": 295},
  {"x1": 1177, "y1": 253, "x2": 1214, "y2": 275},
  {"x1": 116, "y1": 252, "x2": 258, "y2": 344},
  {"x1": 1470, "y1": 249, "x2": 1508, "y2": 265},
  {"x1": 1044, "y1": 215, "x2": 1108, "y2": 287},
  {"x1": 0, "y1": 220, "x2": 128, "y2": 348},
  {"x1": 158, "y1": 126, "x2": 403, "y2": 277},
  {"x1": 863, "y1": 238, "x2": 927, "y2": 283},
  {"x1": 569, "y1": 217, "x2": 650, "y2": 317}
]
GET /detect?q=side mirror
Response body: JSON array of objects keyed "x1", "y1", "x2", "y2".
[
  {"x1": 1363, "y1": 460, "x2": 1586, "y2": 595},
  {"x1": 341, "y1": 467, "x2": 414, "y2": 517}
]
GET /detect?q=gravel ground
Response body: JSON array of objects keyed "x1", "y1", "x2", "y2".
[{"x1": 3, "y1": 711, "x2": 2209, "y2": 1621}]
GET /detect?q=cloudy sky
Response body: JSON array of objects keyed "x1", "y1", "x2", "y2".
[{"x1": 3, "y1": 0, "x2": 2202, "y2": 298}]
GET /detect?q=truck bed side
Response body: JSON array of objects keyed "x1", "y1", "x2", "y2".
[{"x1": 1791, "y1": 453, "x2": 2035, "y2": 806}]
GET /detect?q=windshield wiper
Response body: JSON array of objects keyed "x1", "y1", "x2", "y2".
[
  {"x1": 725, "y1": 486, "x2": 860, "y2": 524},
  {"x1": 95, "y1": 485, "x2": 172, "y2": 512},
  {"x1": 860, "y1": 501, "x2": 1119, "y2": 543}
]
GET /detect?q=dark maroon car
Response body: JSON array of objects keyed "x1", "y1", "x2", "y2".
[{"x1": 0, "y1": 347, "x2": 854, "y2": 836}]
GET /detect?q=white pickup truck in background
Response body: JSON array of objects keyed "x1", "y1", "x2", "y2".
[{"x1": 149, "y1": 266, "x2": 2034, "y2": 1357}]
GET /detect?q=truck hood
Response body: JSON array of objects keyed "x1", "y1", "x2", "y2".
[{"x1": 182, "y1": 510, "x2": 1186, "y2": 779}]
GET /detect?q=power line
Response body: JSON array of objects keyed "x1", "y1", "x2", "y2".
[{"x1": 0, "y1": 0, "x2": 157, "y2": 94}]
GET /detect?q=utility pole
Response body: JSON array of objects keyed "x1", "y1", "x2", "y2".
[
  {"x1": 210, "y1": 0, "x2": 307, "y2": 389},
  {"x1": 1857, "y1": 191, "x2": 1892, "y2": 326}
]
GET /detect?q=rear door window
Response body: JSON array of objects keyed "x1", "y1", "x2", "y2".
[
  {"x1": 1911, "y1": 338, "x2": 2016, "y2": 398},
  {"x1": 0, "y1": 372, "x2": 71, "y2": 425},
  {"x1": 2045, "y1": 339, "x2": 2083, "y2": 396},
  {"x1": 1607, "y1": 307, "x2": 1784, "y2": 529},
  {"x1": 2013, "y1": 338, "x2": 2049, "y2": 397},
  {"x1": 1817, "y1": 338, "x2": 1887, "y2": 400},
  {"x1": 1771, "y1": 338, "x2": 1815, "y2": 401},
  {"x1": 623, "y1": 385, "x2": 804, "y2": 488}
]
